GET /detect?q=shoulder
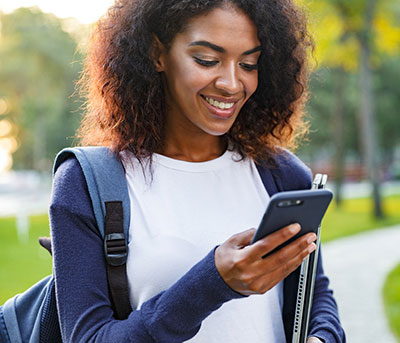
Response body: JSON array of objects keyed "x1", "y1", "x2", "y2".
[
  {"x1": 51, "y1": 156, "x2": 92, "y2": 216},
  {"x1": 53, "y1": 156, "x2": 86, "y2": 198},
  {"x1": 269, "y1": 148, "x2": 312, "y2": 191},
  {"x1": 54, "y1": 155, "x2": 83, "y2": 184}
]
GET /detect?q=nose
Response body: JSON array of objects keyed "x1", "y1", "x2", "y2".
[{"x1": 214, "y1": 62, "x2": 242, "y2": 94}]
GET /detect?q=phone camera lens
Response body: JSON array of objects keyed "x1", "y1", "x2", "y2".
[{"x1": 278, "y1": 200, "x2": 291, "y2": 207}]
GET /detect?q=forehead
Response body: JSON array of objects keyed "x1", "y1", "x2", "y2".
[{"x1": 174, "y1": 5, "x2": 260, "y2": 50}]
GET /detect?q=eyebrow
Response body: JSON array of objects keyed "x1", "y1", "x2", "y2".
[{"x1": 188, "y1": 40, "x2": 262, "y2": 55}]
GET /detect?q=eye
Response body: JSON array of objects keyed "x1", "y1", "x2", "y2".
[
  {"x1": 239, "y1": 63, "x2": 258, "y2": 71},
  {"x1": 193, "y1": 56, "x2": 219, "y2": 67}
]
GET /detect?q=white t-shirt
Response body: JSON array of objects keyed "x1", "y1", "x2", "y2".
[{"x1": 124, "y1": 150, "x2": 286, "y2": 342}]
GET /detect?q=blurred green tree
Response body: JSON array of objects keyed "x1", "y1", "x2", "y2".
[
  {"x1": 304, "y1": 0, "x2": 400, "y2": 215},
  {"x1": 0, "y1": 7, "x2": 83, "y2": 171},
  {"x1": 303, "y1": 58, "x2": 400, "y2": 172}
]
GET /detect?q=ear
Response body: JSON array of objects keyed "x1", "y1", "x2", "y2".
[{"x1": 151, "y1": 35, "x2": 167, "y2": 72}]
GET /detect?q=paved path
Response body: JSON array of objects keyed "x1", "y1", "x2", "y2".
[
  {"x1": 323, "y1": 225, "x2": 400, "y2": 343},
  {"x1": 0, "y1": 187, "x2": 51, "y2": 217}
]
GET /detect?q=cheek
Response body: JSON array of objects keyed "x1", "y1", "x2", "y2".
[
  {"x1": 181, "y1": 70, "x2": 211, "y2": 97},
  {"x1": 168, "y1": 60, "x2": 209, "y2": 97}
]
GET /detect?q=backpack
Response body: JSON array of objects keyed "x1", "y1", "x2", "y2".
[{"x1": 0, "y1": 147, "x2": 132, "y2": 343}]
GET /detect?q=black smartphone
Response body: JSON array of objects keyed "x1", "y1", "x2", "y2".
[{"x1": 251, "y1": 189, "x2": 333, "y2": 251}]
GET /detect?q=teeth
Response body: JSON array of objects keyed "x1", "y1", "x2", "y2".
[{"x1": 205, "y1": 97, "x2": 234, "y2": 110}]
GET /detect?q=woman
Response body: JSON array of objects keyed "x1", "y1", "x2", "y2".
[{"x1": 50, "y1": 0, "x2": 345, "y2": 342}]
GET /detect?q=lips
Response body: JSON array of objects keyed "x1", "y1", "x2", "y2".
[{"x1": 200, "y1": 95, "x2": 240, "y2": 119}]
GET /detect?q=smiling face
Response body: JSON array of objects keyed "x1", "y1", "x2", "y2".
[{"x1": 155, "y1": 4, "x2": 261, "y2": 139}]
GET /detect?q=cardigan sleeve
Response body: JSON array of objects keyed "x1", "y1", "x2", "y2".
[{"x1": 49, "y1": 157, "x2": 243, "y2": 343}]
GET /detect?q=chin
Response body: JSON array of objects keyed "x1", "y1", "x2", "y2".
[{"x1": 201, "y1": 121, "x2": 236, "y2": 137}]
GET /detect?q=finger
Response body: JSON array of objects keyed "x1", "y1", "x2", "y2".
[
  {"x1": 307, "y1": 337, "x2": 323, "y2": 343},
  {"x1": 249, "y1": 223, "x2": 301, "y2": 258},
  {"x1": 258, "y1": 232, "x2": 317, "y2": 272},
  {"x1": 256, "y1": 242, "x2": 317, "y2": 293},
  {"x1": 279, "y1": 241, "x2": 316, "y2": 276},
  {"x1": 228, "y1": 228, "x2": 256, "y2": 248},
  {"x1": 276, "y1": 231, "x2": 317, "y2": 262}
]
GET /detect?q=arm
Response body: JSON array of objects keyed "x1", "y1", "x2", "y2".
[{"x1": 50, "y1": 157, "x2": 243, "y2": 343}]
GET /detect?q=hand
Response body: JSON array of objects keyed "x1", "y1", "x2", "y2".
[
  {"x1": 215, "y1": 224, "x2": 317, "y2": 295},
  {"x1": 307, "y1": 337, "x2": 324, "y2": 343}
]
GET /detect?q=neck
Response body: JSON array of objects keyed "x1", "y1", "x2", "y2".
[{"x1": 160, "y1": 122, "x2": 227, "y2": 163}]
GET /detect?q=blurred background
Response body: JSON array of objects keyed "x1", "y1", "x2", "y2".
[{"x1": 0, "y1": 0, "x2": 399, "y2": 342}]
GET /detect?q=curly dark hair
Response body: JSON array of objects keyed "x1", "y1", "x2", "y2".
[{"x1": 77, "y1": 0, "x2": 313, "y2": 164}]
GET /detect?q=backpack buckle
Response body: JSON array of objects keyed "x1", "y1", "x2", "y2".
[{"x1": 104, "y1": 233, "x2": 128, "y2": 266}]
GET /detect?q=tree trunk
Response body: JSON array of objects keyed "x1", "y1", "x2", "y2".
[
  {"x1": 358, "y1": 0, "x2": 384, "y2": 218},
  {"x1": 33, "y1": 113, "x2": 46, "y2": 171},
  {"x1": 333, "y1": 67, "x2": 346, "y2": 206}
]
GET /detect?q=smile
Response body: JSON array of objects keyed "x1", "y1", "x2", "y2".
[
  {"x1": 204, "y1": 96, "x2": 235, "y2": 110},
  {"x1": 200, "y1": 94, "x2": 240, "y2": 119}
]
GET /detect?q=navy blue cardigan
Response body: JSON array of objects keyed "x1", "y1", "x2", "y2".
[{"x1": 49, "y1": 151, "x2": 345, "y2": 342}]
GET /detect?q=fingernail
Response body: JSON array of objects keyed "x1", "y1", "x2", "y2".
[
  {"x1": 308, "y1": 243, "x2": 316, "y2": 253},
  {"x1": 307, "y1": 234, "x2": 317, "y2": 244},
  {"x1": 289, "y1": 224, "x2": 300, "y2": 234}
]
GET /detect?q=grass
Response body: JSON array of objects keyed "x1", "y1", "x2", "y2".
[
  {"x1": 320, "y1": 194, "x2": 400, "y2": 242},
  {"x1": 1, "y1": 194, "x2": 400, "y2": 305},
  {"x1": 0, "y1": 215, "x2": 52, "y2": 304},
  {"x1": 383, "y1": 263, "x2": 400, "y2": 340}
]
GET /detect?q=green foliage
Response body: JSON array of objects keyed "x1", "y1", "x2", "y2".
[
  {"x1": 307, "y1": 0, "x2": 400, "y2": 70},
  {"x1": 300, "y1": 58, "x2": 400, "y2": 163},
  {"x1": 0, "y1": 215, "x2": 52, "y2": 303},
  {"x1": 383, "y1": 263, "x2": 400, "y2": 340},
  {"x1": 0, "y1": 7, "x2": 83, "y2": 171},
  {"x1": 301, "y1": 67, "x2": 359, "y2": 156},
  {"x1": 302, "y1": 0, "x2": 400, "y2": 186}
]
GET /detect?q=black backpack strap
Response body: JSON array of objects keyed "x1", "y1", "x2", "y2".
[{"x1": 104, "y1": 201, "x2": 131, "y2": 319}]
